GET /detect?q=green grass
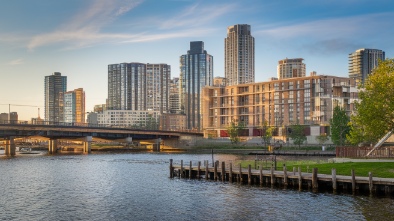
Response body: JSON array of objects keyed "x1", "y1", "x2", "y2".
[{"x1": 239, "y1": 160, "x2": 394, "y2": 178}]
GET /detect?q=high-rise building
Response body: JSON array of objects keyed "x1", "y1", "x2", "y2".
[
  {"x1": 146, "y1": 63, "x2": 170, "y2": 113},
  {"x1": 277, "y1": 58, "x2": 306, "y2": 79},
  {"x1": 169, "y1": 77, "x2": 181, "y2": 114},
  {"x1": 107, "y1": 62, "x2": 171, "y2": 114},
  {"x1": 108, "y1": 62, "x2": 147, "y2": 110},
  {"x1": 44, "y1": 72, "x2": 67, "y2": 122},
  {"x1": 180, "y1": 41, "x2": 213, "y2": 130},
  {"x1": 64, "y1": 88, "x2": 85, "y2": 123},
  {"x1": 349, "y1": 48, "x2": 385, "y2": 84},
  {"x1": 225, "y1": 24, "x2": 255, "y2": 86}
]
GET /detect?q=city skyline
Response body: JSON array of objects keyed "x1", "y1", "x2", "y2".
[{"x1": 1, "y1": 0, "x2": 394, "y2": 120}]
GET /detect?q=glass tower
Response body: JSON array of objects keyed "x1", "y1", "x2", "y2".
[
  {"x1": 44, "y1": 72, "x2": 67, "y2": 122},
  {"x1": 180, "y1": 41, "x2": 213, "y2": 131}
]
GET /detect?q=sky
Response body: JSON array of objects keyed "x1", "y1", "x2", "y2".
[{"x1": 0, "y1": 0, "x2": 393, "y2": 121}]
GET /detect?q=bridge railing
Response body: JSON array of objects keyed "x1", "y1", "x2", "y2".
[{"x1": 0, "y1": 120, "x2": 202, "y2": 134}]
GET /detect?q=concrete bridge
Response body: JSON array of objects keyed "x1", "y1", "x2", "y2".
[{"x1": 0, "y1": 123, "x2": 203, "y2": 156}]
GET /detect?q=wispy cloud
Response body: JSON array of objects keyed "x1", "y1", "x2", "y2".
[
  {"x1": 27, "y1": 0, "x2": 143, "y2": 50},
  {"x1": 8, "y1": 58, "x2": 24, "y2": 65},
  {"x1": 27, "y1": 1, "x2": 236, "y2": 50},
  {"x1": 256, "y1": 12, "x2": 394, "y2": 40},
  {"x1": 159, "y1": 3, "x2": 237, "y2": 29}
]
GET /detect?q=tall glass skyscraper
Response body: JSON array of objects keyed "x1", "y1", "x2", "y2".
[
  {"x1": 225, "y1": 24, "x2": 255, "y2": 86},
  {"x1": 349, "y1": 48, "x2": 385, "y2": 84},
  {"x1": 180, "y1": 41, "x2": 213, "y2": 130},
  {"x1": 44, "y1": 72, "x2": 67, "y2": 122}
]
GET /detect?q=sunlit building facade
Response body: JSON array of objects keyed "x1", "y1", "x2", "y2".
[
  {"x1": 64, "y1": 88, "x2": 85, "y2": 123},
  {"x1": 146, "y1": 63, "x2": 171, "y2": 113},
  {"x1": 348, "y1": 48, "x2": 385, "y2": 84},
  {"x1": 225, "y1": 24, "x2": 255, "y2": 86},
  {"x1": 202, "y1": 75, "x2": 358, "y2": 137},
  {"x1": 277, "y1": 58, "x2": 306, "y2": 79}
]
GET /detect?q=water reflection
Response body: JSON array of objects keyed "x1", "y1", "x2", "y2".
[{"x1": 0, "y1": 152, "x2": 393, "y2": 220}]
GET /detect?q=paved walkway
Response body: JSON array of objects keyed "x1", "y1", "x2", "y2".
[{"x1": 331, "y1": 158, "x2": 394, "y2": 163}]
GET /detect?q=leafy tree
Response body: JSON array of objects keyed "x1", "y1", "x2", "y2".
[
  {"x1": 288, "y1": 121, "x2": 306, "y2": 148},
  {"x1": 145, "y1": 115, "x2": 159, "y2": 130},
  {"x1": 260, "y1": 120, "x2": 273, "y2": 147},
  {"x1": 348, "y1": 58, "x2": 394, "y2": 145},
  {"x1": 227, "y1": 119, "x2": 245, "y2": 144},
  {"x1": 330, "y1": 106, "x2": 350, "y2": 146},
  {"x1": 315, "y1": 134, "x2": 329, "y2": 145}
]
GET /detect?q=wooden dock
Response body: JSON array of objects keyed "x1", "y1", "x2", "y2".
[{"x1": 170, "y1": 159, "x2": 394, "y2": 196}]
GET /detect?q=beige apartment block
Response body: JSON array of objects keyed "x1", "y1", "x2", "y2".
[{"x1": 202, "y1": 75, "x2": 358, "y2": 138}]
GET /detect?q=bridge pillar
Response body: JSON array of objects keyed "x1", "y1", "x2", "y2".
[
  {"x1": 153, "y1": 138, "x2": 161, "y2": 152},
  {"x1": 48, "y1": 139, "x2": 58, "y2": 154},
  {"x1": 4, "y1": 137, "x2": 16, "y2": 156},
  {"x1": 83, "y1": 136, "x2": 92, "y2": 153}
]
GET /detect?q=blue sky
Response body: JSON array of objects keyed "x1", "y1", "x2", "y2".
[{"x1": 1, "y1": 0, "x2": 393, "y2": 120}]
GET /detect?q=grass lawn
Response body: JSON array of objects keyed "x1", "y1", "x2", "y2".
[{"x1": 239, "y1": 160, "x2": 394, "y2": 178}]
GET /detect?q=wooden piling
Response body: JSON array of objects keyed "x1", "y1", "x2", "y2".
[
  {"x1": 351, "y1": 169, "x2": 356, "y2": 194},
  {"x1": 271, "y1": 165, "x2": 274, "y2": 186},
  {"x1": 169, "y1": 159, "x2": 173, "y2": 178},
  {"x1": 180, "y1": 160, "x2": 183, "y2": 178},
  {"x1": 205, "y1": 160, "x2": 209, "y2": 180},
  {"x1": 298, "y1": 167, "x2": 302, "y2": 190},
  {"x1": 332, "y1": 168, "x2": 337, "y2": 192},
  {"x1": 229, "y1": 163, "x2": 233, "y2": 183},
  {"x1": 222, "y1": 162, "x2": 226, "y2": 182},
  {"x1": 248, "y1": 165, "x2": 252, "y2": 185},
  {"x1": 283, "y1": 166, "x2": 288, "y2": 186},
  {"x1": 239, "y1": 164, "x2": 242, "y2": 183},
  {"x1": 197, "y1": 161, "x2": 201, "y2": 179},
  {"x1": 214, "y1": 161, "x2": 218, "y2": 181},
  {"x1": 259, "y1": 165, "x2": 263, "y2": 186},
  {"x1": 369, "y1": 172, "x2": 373, "y2": 194},
  {"x1": 312, "y1": 168, "x2": 318, "y2": 190},
  {"x1": 293, "y1": 167, "x2": 296, "y2": 175},
  {"x1": 189, "y1": 161, "x2": 192, "y2": 179}
]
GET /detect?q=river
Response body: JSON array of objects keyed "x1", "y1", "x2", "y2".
[{"x1": 1, "y1": 151, "x2": 394, "y2": 220}]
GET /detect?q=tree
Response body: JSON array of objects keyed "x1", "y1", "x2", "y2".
[
  {"x1": 330, "y1": 106, "x2": 350, "y2": 146},
  {"x1": 227, "y1": 120, "x2": 245, "y2": 144},
  {"x1": 260, "y1": 120, "x2": 273, "y2": 147},
  {"x1": 288, "y1": 121, "x2": 306, "y2": 148},
  {"x1": 315, "y1": 134, "x2": 329, "y2": 145},
  {"x1": 348, "y1": 58, "x2": 394, "y2": 145}
]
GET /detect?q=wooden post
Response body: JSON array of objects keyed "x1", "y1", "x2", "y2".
[
  {"x1": 369, "y1": 172, "x2": 373, "y2": 194},
  {"x1": 229, "y1": 163, "x2": 233, "y2": 183},
  {"x1": 260, "y1": 165, "x2": 263, "y2": 186},
  {"x1": 332, "y1": 168, "x2": 337, "y2": 192},
  {"x1": 222, "y1": 162, "x2": 226, "y2": 182},
  {"x1": 189, "y1": 161, "x2": 192, "y2": 179},
  {"x1": 351, "y1": 169, "x2": 356, "y2": 194},
  {"x1": 214, "y1": 161, "x2": 218, "y2": 181},
  {"x1": 205, "y1": 160, "x2": 209, "y2": 180},
  {"x1": 293, "y1": 167, "x2": 296, "y2": 175},
  {"x1": 283, "y1": 166, "x2": 288, "y2": 186},
  {"x1": 312, "y1": 168, "x2": 318, "y2": 190},
  {"x1": 239, "y1": 164, "x2": 242, "y2": 183},
  {"x1": 248, "y1": 165, "x2": 252, "y2": 185},
  {"x1": 169, "y1": 159, "x2": 173, "y2": 178},
  {"x1": 197, "y1": 161, "x2": 201, "y2": 179},
  {"x1": 180, "y1": 160, "x2": 183, "y2": 178},
  {"x1": 298, "y1": 167, "x2": 302, "y2": 190},
  {"x1": 270, "y1": 165, "x2": 274, "y2": 186}
]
